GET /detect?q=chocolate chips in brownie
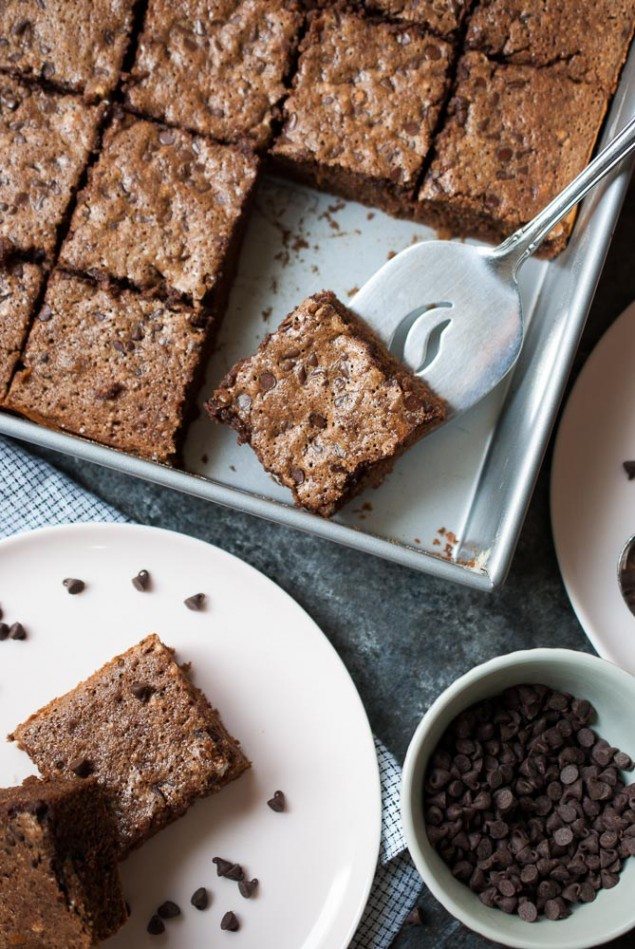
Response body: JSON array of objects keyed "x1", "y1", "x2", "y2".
[
  {"x1": 0, "y1": 258, "x2": 43, "y2": 399},
  {"x1": 272, "y1": 9, "x2": 454, "y2": 216},
  {"x1": 416, "y1": 53, "x2": 609, "y2": 255},
  {"x1": 207, "y1": 291, "x2": 446, "y2": 516},
  {"x1": 364, "y1": 0, "x2": 472, "y2": 37},
  {"x1": 0, "y1": 776, "x2": 127, "y2": 947},
  {"x1": 10, "y1": 634, "x2": 250, "y2": 858},
  {"x1": 0, "y1": 76, "x2": 104, "y2": 258},
  {"x1": 0, "y1": 0, "x2": 138, "y2": 101},
  {"x1": 5, "y1": 271, "x2": 210, "y2": 464},
  {"x1": 125, "y1": 0, "x2": 304, "y2": 149},
  {"x1": 60, "y1": 113, "x2": 259, "y2": 306}
]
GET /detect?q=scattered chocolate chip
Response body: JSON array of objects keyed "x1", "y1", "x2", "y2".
[
  {"x1": 623, "y1": 461, "x2": 635, "y2": 480},
  {"x1": 70, "y1": 757, "x2": 93, "y2": 778},
  {"x1": 157, "y1": 900, "x2": 180, "y2": 919},
  {"x1": 63, "y1": 578, "x2": 85, "y2": 595},
  {"x1": 132, "y1": 569, "x2": 150, "y2": 591},
  {"x1": 184, "y1": 593, "x2": 206, "y2": 611},
  {"x1": 290, "y1": 467, "x2": 305, "y2": 485},
  {"x1": 0, "y1": 623, "x2": 9, "y2": 641},
  {"x1": 191, "y1": 887, "x2": 209, "y2": 910},
  {"x1": 131, "y1": 682, "x2": 155, "y2": 703},
  {"x1": 238, "y1": 877, "x2": 258, "y2": 899},
  {"x1": 147, "y1": 915, "x2": 165, "y2": 935},
  {"x1": 259, "y1": 371, "x2": 277, "y2": 392},
  {"x1": 267, "y1": 790, "x2": 286, "y2": 812},
  {"x1": 220, "y1": 911, "x2": 239, "y2": 932},
  {"x1": 9, "y1": 622, "x2": 26, "y2": 640},
  {"x1": 213, "y1": 857, "x2": 243, "y2": 880}
]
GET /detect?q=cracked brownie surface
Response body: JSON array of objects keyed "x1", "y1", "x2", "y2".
[
  {"x1": 6, "y1": 271, "x2": 210, "y2": 462},
  {"x1": 0, "y1": 0, "x2": 137, "y2": 100},
  {"x1": 417, "y1": 52, "x2": 608, "y2": 255},
  {"x1": 126, "y1": 0, "x2": 304, "y2": 148},
  {"x1": 10, "y1": 634, "x2": 249, "y2": 858},
  {"x1": 466, "y1": 0, "x2": 635, "y2": 93},
  {"x1": 0, "y1": 76, "x2": 104, "y2": 258},
  {"x1": 60, "y1": 113, "x2": 259, "y2": 304},
  {"x1": 0, "y1": 258, "x2": 42, "y2": 398},
  {"x1": 207, "y1": 291, "x2": 446, "y2": 516}
]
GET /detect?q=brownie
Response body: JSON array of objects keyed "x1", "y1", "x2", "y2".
[
  {"x1": 364, "y1": 0, "x2": 472, "y2": 36},
  {"x1": 207, "y1": 291, "x2": 446, "y2": 516},
  {"x1": 0, "y1": 257, "x2": 42, "y2": 399},
  {"x1": 10, "y1": 635, "x2": 250, "y2": 858},
  {"x1": 271, "y1": 9, "x2": 454, "y2": 215},
  {"x1": 466, "y1": 0, "x2": 635, "y2": 94},
  {"x1": 125, "y1": 0, "x2": 304, "y2": 149},
  {"x1": 416, "y1": 53, "x2": 609, "y2": 255},
  {"x1": 0, "y1": 76, "x2": 104, "y2": 258},
  {"x1": 5, "y1": 271, "x2": 209, "y2": 463},
  {"x1": 0, "y1": 0, "x2": 137, "y2": 100},
  {"x1": 0, "y1": 776, "x2": 127, "y2": 947},
  {"x1": 59, "y1": 113, "x2": 259, "y2": 304}
]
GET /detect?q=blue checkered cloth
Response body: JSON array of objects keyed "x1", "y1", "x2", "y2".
[{"x1": 0, "y1": 436, "x2": 423, "y2": 947}]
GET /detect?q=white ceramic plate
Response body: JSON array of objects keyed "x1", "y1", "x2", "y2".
[
  {"x1": 0, "y1": 523, "x2": 381, "y2": 948},
  {"x1": 551, "y1": 300, "x2": 635, "y2": 674}
]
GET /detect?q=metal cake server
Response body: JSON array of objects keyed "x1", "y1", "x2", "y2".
[{"x1": 351, "y1": 114, "x2": 635, "y2": 417}]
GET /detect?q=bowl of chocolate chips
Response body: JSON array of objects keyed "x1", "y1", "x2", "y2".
[{"x1": 401, "y1": 649, "x2": 635, "y2": 948}]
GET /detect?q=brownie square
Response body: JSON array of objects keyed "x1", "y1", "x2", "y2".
[
  {"x1": 0, "y1": 76, "x2": 104, "y2": 258},
  {"x1": 416, "y1": 53, "x2": 609, "y2": 255},
  {"x1": 466, "y1": 0, "x2": 635, "y2": 94},
  {"x1": 10, "y1": 635, "x2": 249, "y2": 858},
  {"x1": 5, "y1": 271, "x2": 209, "y2": 463},
  {"x1": 207, "y1": 291, "x2": 446, "y2": 516},
  {"x1": 365, "y1": 0, "x2": 472, "y2": 36},
  {"x1": 0, "y1": 0, "x2": 137, "y2": 100},
  {"x1": 0, "y1": 776, "x2": 127, "y2": 947},
  {"x1": 0, "y1": 257, "x2": 42, "y2": 399},
  {"x1": 125, "y1": 0, "x2": 304, "y2": 148},
  {"x1": 271, "y1": 9, "x2": 454, "y2": 215},
  {"x1": 59, "y1": 113, "x2": 259, "y2": 305}
]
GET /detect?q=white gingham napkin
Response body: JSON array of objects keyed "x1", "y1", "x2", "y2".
[{"x1": 0, "y1": 437, "x2": 423, "y2": 948}]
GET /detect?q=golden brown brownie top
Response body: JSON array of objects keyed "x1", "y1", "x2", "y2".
[
  {"x1": 0, "y1": 0, "x2": 136, "y2": 100},
  {"x1": 365, "y1": 0, "x2": 471, "y2": 36},
  {"x1": 0, "y1": 77, "x2": 104, "y2": 256},
  {"x1": 0, "y1": 259, "x2": 42, "y2": 398},
  {"x1": 466, "y1": 0, "x2": 635, "y2": 93},
  {"x1": 126, "y1": 0, "x2": 303, "y2": 148},
  {"x1": 60, "y1": 114, "x2": 259, "y2": 303},
  {"x1": 419, "y1": 53, "x2": 608, "y2": 242},
  {"x1": 6, "y1": 272, "x2": 207, "y2": 463},
  {"x1": 208, "y1": 291, "x2": 445, "y2": 516},
  {"x1": 273, "y1": 10, "x2": 453, "y2": 190},
  {"x1": 10, "y1": 635, "x2": 246, "y2": 857}
]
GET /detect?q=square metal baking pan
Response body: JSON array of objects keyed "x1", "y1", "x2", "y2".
[{"x1": 2, "y1": 49, "x2": 634, "y2": 591}]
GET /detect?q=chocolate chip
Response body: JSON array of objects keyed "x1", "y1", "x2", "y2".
[
  {"x1": 309, "y1": 412, "x2": 327, "y2": 429},
  {"x1": 238, "y1": 877, "x2": 258, "y2": 898},
  {"x1": 623, "y1": 461, "x2": 635, "y2": 479},
  {"x1": 259, "y1": 371, "x2": 276, "y2": 392},
  {"x1": 267, "y1": 790, "x2": 286, "y2": 812},
  {"x1": 213, "y1": 857, "x2": 233, "y2": 876},
  {"x1": 158, "y1": 128, "x2": 176, "y2": 145},
  {"x1": 518, "y1": 900, "x2": 538, "y2": 922},
  {"x1": 553, "y1": 826, "x2": 573, "y2": 847},
  {"x1": 70, "y1": 758, "x2": 93, "y2": 778},
  {"x1": 220, "y1": 911, "x2": 239, "y2": 931},
  {"x1": 191, "y1": 887, "x2": 209, "y2": 910},
  {"x1": 0, "y1": 623, "x2": 9, "y2": 641},
  {"x1": 147, "y1": 915, "x2": 165, "y2": 935},
  {"x1": 132, "y1": 569, "x2": 150, "y2": 591},
  {"x1": 131, "y1": 682, "x2": 155, "y2": 703},
  {"x1": 560, "y1": 765, "x2": 579, "y2": 785},
  {"x1": 290, "y1": 468, "x2": 305, "y2": 485},
  {"x1": 9, "y1": 622, "x2": 26, "y2": 640},
  {"x1": 38, "y1": 304, "x2": 52, "y2": 322},
  {"x1": 63, "y1": 578, "x2": 85, "y2": 595},
  {"x1": 157, "y1": 900, "x2": 180, "y2": 919},
  {"x1": 184, "y1": 593, "x2": 206, "y2": 611}
]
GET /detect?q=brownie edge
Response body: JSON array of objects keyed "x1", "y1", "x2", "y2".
[{"x1": 207, "y1": 291, "x2": 446, "y2": 517}]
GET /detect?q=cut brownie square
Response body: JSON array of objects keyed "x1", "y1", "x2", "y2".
[
  {"x1": 0, "y1": 0, "x2": 137, "y2": 101},
  {"x1": 0, "y1": 776, "x2": 127, "y2": 947},
  {"x1": 0, "y1": 76, "x2": 104, "y2": 258},
  {"x1": 10, "y1": 635, "x2": 249, "y2": 858},
  {"x1": 416, "y1": 53, "x2": 609, "y2": 255},
  {"x1": 5, "y1": 271, "x2": 209, "y2": 463},
  {"x1": 125, "y1": 0, "x2": 304, "y2": 149},
  {"x1": 0, "y1": 257, "x2": 43, "y2": 399},
  {"x1": 59, "y1": 113, "x2": 259, "y2": 304},
  {"x1": 466, "y1": 0, "x2": 635, "y2": 94},
  {"x1": 364, "y1": 0, "x2": 472, "y2": 37},
  {"x1": 207, "y1": 291, "x2": 446, "y2": 516},
  {"x1": 271, "y1": 9, "x2": 454, "y2": 215}
]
